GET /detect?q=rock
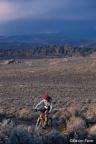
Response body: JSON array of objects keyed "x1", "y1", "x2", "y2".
[
  {"x1": 7, "y1": 59, "x2": 15, "y2": 64},
  {"x1": 2, "y1": 119, "x2": 11, "y2": 127}
]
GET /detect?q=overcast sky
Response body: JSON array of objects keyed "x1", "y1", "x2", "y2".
[{"x1": 0, "y1": 0, "x2": 96, "y2": 38}]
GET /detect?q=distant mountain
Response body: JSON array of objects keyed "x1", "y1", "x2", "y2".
[
  {"x1": 0, "y1": 43, "x2": 96, "y2": 60},
  {"x1": 0, "y1": 34, "x2": 88, "y2": 45},
  {"x1": 78, "y1": 40, "x2": 96, "y2": 48},
  {"x1": 0, "y1": 34, "x2": 96, "y2": 47},
  {"x1": 0, "y1": 34, "x2": 96, "y2": 59}
]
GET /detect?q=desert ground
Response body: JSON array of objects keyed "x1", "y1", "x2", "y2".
[{"x1": 0, "y1": 56, "x2": 96, "y2": 144}]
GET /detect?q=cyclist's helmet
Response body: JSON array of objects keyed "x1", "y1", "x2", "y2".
[{"x1": 43, "y1": 92, "x2": 52, "y2": 102}]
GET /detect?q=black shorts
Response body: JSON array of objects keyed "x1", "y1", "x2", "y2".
[{"x1": 40, "y1": 106, "x2": 50, "y2": 113}]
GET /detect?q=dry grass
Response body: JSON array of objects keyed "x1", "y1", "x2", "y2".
[
  {"x1": 0, "y1": 57, "x2": 96, "y2": 116},
  {"x1": 66, "y1": 105, "x2": 79, "y2": 116},
  {"x1": 88, "y1": 124, "x2": 96, "y2": 136},
  {"x1": 16, "y1": 107, "x2": 33, "y2": 119},
  {"x1": 66, "y1": 116, "x2": 86, "y2": 132}
]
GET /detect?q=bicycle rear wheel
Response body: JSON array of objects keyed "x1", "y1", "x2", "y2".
[{"x1": 47, "y1": 117, "x2": 52, "y2": 128}]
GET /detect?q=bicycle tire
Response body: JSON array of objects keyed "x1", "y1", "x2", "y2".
[
  {"x1": 35, "y1": 117, "x2": 41, "y2": 130},
  {"x1": 47, "y1": 117, "x2": 52, "y2": 128},
  {"x1": 35, "y1": 116, "x2": 53, "y2": 136}
]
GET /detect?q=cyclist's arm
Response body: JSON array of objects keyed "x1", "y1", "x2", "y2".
[
  {"x1": 49, "y1": 103, "x2": 52, "y2": 113},
  {"x1": 35, "y1": 100, "x2": 44, "y2": 109}
]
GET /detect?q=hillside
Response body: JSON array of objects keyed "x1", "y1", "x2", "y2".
[
  {"x1": 0, "y1": 42, "x2": 96, "y2": 59},
  {"x1": 0, "y1": 57, "x2": 96, "y2": 143},
  {"x1": 0, "y1": 34, "x2": 96, "y2": 59}
]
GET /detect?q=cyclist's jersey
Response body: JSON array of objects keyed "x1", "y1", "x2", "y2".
[{"x1": 35, "y1": 99, "x2": 52, "y2": 113}]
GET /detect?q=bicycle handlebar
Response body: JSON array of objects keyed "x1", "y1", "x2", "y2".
[{"x1": 32, "y1": 108, "x2": 40, "y2": 112}]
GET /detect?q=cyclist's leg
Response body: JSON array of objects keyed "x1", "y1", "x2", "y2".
[
  {"x1": 43, "y1": 110, "x2": 48, "y2": 127},
  {"x1": 40, "y1": 112, "x2": 45, "y2": 127},
  {"x1": 39, "y1": 108, "x2": 46, "y2": 128}
]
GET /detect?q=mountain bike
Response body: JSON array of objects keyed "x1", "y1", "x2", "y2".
[{"x1": 34, "y1": 109, "x2": 52, "y2": 135}]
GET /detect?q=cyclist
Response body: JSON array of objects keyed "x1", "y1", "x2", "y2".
[{"x1": 34, "y1": 92, "x2": 52, "y2": 128}]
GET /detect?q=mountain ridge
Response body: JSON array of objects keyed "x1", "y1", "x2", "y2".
[
  {"x1": 0, "y1": 34, "x2": 96, "y2": 59},
  {"x1": 0, "y1": 34, "x2": 96, "y2": 47},
  {"x1": 0, "y1": 43, "x2": 96, "y2": 60}
]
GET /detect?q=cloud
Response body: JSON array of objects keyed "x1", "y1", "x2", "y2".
[
  {"x1": 0, "y1": 0, "x2": 96, "y2": 22},
  {"x1": 0, "y1": 0, "x2": 64, "y2": 21},
  {"x1": 0, "y1": 0, "x2": 96, "y2": 36}
]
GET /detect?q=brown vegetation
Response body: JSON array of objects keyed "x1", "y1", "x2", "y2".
[{"x1": 0, "y1": 57, "x2": 96, "y2": 143}]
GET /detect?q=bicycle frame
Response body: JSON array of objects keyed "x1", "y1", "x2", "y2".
[
  {"x1": 35, "y1": 112, "x2": 45, "y2": 129},
  {"x1": 35, "y1": 114, "x2": 52, "y2": 130}
]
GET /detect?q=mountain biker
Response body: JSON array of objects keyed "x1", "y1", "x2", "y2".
[{"x1": 34, "y1": 92, "x2": 52, "y2": 128}]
